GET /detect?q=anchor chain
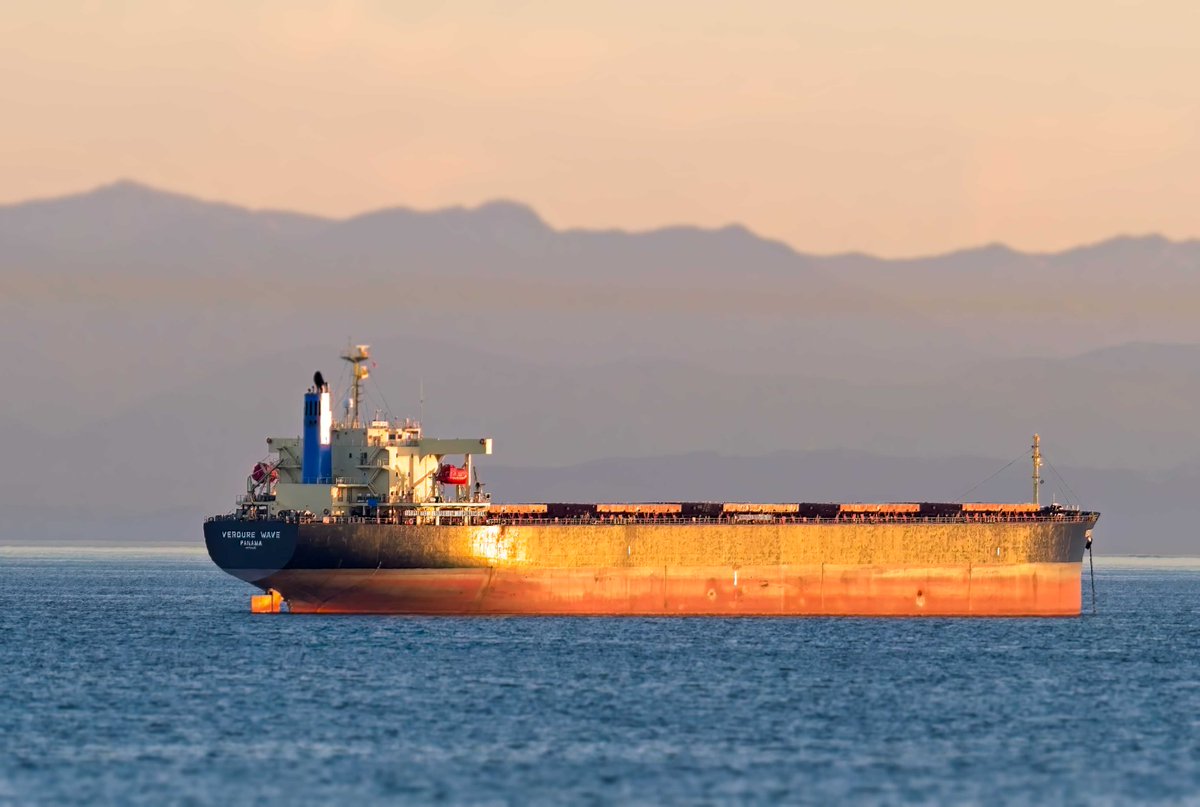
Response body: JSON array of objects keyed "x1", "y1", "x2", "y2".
[{"x1": 1086, "y1": 531, "x2": 1097, "y2": 615}]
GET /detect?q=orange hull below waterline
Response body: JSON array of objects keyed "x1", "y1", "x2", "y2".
[{"x1": 263, "y1": 563, "x2": 1083, "y2": 616}]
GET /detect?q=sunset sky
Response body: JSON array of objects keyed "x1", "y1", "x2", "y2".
[{"x1": 3, "y1": 0, "x2": 1198, "y2": 255}]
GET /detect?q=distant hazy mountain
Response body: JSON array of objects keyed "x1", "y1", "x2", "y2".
[
  {"x1": 1, "y1": 181, "x2": 1198, "y2": 551},
  {"x1": 0, "y1": 180, "x2": 821, "y2": 287}
]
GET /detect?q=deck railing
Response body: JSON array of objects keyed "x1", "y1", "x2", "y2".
[{"x1": 209, "y1": 511, "x2": 1097, "y2": 526}]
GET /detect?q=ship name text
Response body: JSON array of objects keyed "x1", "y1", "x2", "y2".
[{"x1": 222, "y1": 530, "x2": 281, "y2": 540}]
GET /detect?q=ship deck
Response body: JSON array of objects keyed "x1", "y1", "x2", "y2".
[{"x1": 218, "y1": 504, "x2": 1098, "y2": 528}]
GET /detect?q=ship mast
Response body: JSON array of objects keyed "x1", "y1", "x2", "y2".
[
  {"x1": 1032, "y1": 433, "x2": 1042, "y2": 506},
  {"x1": 341, "y1": 344, "x2": 371, "y2": 428}
]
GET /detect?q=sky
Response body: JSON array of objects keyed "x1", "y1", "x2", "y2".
[{"x1": 2, "y1": 0, "x2": 1199, "y2": 256}]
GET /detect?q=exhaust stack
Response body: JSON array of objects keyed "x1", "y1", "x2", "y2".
[{"x1": 302, "y1": 372, "x2": 333, "y2": 484}]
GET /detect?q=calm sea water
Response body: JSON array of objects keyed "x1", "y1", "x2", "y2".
[{"x1": 2, "y1": 549, "x2": 1199, "y2": 806}]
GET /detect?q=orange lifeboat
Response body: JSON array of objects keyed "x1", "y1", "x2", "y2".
[
  {"x1": 251, "y1": 462, "x2": 278, "y2": 484},
  {"x1": 436, "y1": 463, "x2": 469, "y2": 485}
]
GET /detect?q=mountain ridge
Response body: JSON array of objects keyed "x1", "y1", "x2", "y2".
[{"x1": 4, "y1": 179, "x2": 1197, "y2": 263}]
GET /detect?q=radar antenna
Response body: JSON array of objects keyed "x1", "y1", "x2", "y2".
[{"x1": 341, "y1": 344, "x2": 371, "y2": 427}]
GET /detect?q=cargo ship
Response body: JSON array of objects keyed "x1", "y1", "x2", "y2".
[{"x1": 204, "y1": 345, "x2": 1098, "y2": 616}]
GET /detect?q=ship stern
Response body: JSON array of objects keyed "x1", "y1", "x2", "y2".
[{"x1": 203, "y1": 519, "x2": 298, "y2": 585}]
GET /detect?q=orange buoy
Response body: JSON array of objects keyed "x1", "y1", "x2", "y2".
[{"x1": 250, "y1": 588, "x2": 284, "y2": 614}]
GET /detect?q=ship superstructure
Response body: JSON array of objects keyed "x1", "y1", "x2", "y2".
[
  {"x1": 206, "y1": 347, "x2": 1099, "y2": 617},
  {"x1": 242, "y1": 345, "x2": 493, "y2": 526}
]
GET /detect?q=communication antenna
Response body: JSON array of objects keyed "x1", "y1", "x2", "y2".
[{"x1": 341, "y1": 344, "x2": 371, "y2": 427}]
